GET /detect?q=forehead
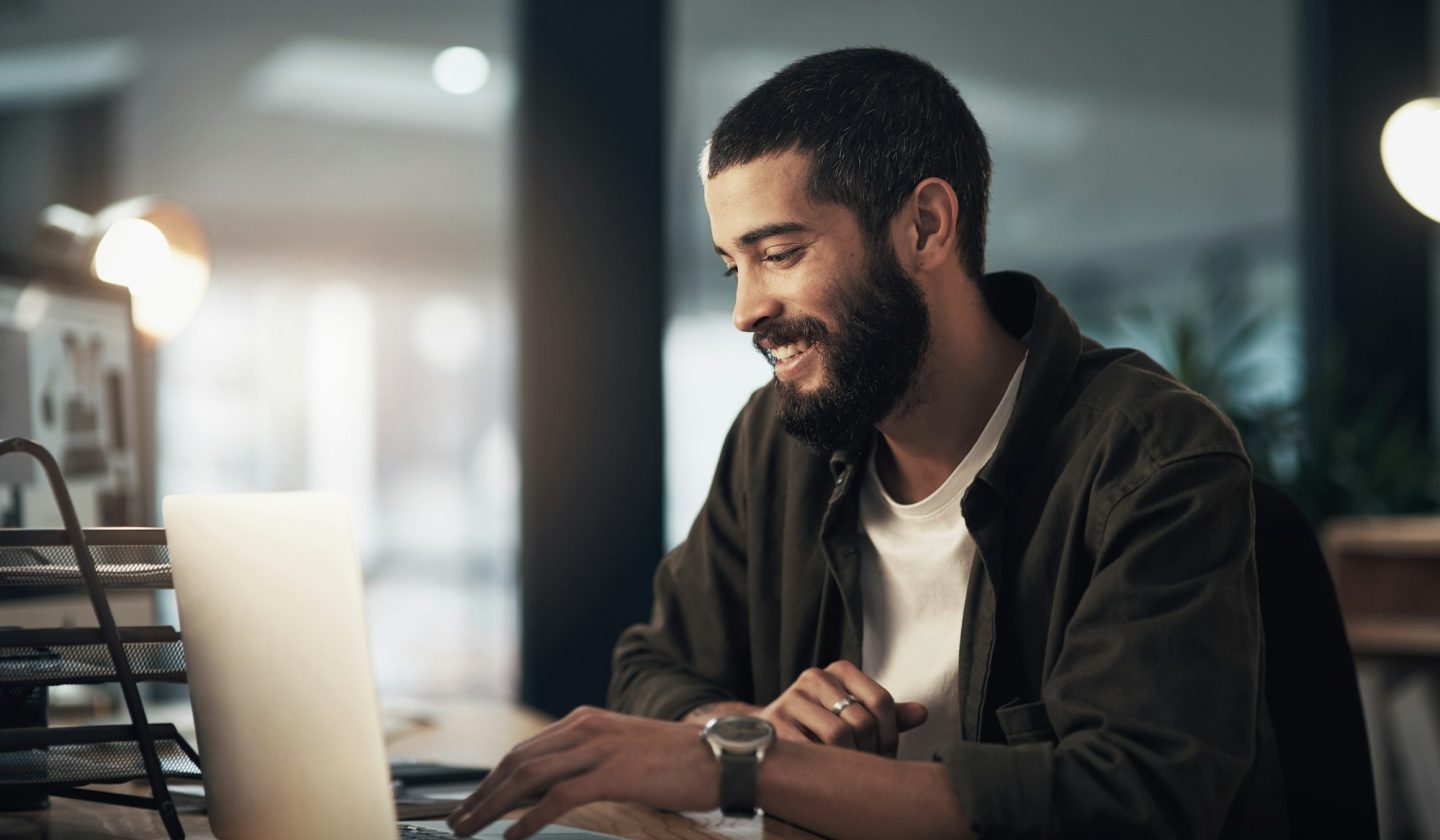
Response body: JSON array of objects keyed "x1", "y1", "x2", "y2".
[{"x1": 703, "y1": 149, "x2": 851, "y2": 248}]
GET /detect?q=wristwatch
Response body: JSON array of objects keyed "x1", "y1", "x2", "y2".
[{"x1": 699, "y1": 715, "x2": 775, "y2": 817}]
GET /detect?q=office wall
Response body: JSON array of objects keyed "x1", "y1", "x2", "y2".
[{"x1": 0, "y1": 0, "x2": 522, "y2": 700}]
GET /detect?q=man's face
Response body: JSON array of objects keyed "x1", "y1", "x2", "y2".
[{"x1": 704, "y1": 150, "x2": 931, "y2": 453}]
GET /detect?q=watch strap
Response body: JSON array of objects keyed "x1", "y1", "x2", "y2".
[{"x1": 718, "y1": 750, "x2": 759, "y2": 817}]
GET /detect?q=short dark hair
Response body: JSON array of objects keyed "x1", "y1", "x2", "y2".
[{"x1": 706, "y1": 47, "x2": 992, "y2": 279}]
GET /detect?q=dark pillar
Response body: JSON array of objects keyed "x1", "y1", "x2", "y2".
[
  {"x1": 515, "y1": 1, "x2": 667, "y2": 717},
  {"x1": 1299, "y1": 0, "x2": 1434, "y2": 440}
]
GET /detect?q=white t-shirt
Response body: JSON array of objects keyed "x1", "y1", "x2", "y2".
[{"x1": 859, "y1": 358, "x2": 1026, "y2": 761}]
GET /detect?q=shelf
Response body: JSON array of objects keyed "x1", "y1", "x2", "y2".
[
  {"x1": 0, "y1": 441, "x2": 189, "y2": 838},
  {"x1": 1346, "y1": 616, "x2": 1440, "y2": 658},
  {"x1": 0, "y1": 528, "x2": 171, "y2": 590},
  {"x1": 0, "y1": 724, "x2": 201, "y2": 790},
  {"x1": 0, "y1": 627, "x2": 186, "y2": 687}
]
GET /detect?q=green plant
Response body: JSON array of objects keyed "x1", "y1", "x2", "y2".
[{"x1": 1110, "y1": 277, "x2": 1439, "y2": 523}]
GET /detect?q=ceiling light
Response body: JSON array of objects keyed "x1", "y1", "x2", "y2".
[{"x1": 431, "y1": 46, "x2": 489, "y2": 96}]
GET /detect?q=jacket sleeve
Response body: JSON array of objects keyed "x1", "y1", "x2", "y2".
[
  {"x1": 938, "y1": 452, "x2": 1263, "y2": 838},
  {"x1": 607, "y1": 397, "x2": 756, "y2": 721}
]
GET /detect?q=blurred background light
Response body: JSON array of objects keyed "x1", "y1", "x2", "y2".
[
  {"x1": 432, "y1": 46, "x2": 490, "y2": 96},
  {"x1": 12, "y1": 285, "x2": 50, "y2": 332},
  {"x1": 306, "y1": 280, "x2": 378, "y2": 563},
  {"x1": 1381, "y1": 97, "x2": 1440, "y2": 223},
  {"x1": 38, "y1": 198, "x2": 211, "y2": 342},
  {"x1": 410, "y1": 293, "x2": 485, "y2": 372},
  {"x1": 248, "y1": 37, "x2": 511, "y2": 134},
  {"x1": 93, "y1": 218, "x2": 169, "y2": 287}
]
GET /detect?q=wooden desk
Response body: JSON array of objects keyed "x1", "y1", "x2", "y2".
[
  {"x1": 0, "y1": 700, "x2": 824, "y2": 839},
  {"x1": 1322, "y1": 516, "x2": 1440, "y2": 657}
]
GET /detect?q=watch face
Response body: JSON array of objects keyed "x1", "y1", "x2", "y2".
[{"x1": 709, "y1": 715, "x2": 775, "y2": 751}]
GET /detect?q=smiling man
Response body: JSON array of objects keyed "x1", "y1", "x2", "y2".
[{"x1": 450, "y1": 47, "x2": 1285, "y2": 839}]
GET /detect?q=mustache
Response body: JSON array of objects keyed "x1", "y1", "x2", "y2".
[{"x1": 752, "y1": 317, "x2": 829, "y2": 364}]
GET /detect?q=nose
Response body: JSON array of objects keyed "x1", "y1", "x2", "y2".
[{"x1": 731, "y1": 270, "x2": 782, "y2": 333}]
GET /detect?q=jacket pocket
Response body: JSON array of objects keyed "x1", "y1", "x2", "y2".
[{"x1": 995, "y1": 698, "x2": 1056, "y2": 746}]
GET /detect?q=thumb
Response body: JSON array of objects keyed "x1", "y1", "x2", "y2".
[{"x1": 896, "y1": 701, "x2": 928, "y2": 732}]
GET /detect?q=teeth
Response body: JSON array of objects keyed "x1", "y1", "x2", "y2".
[{"x1": 772, "y1": 339, "x2": 811, "y2": 361}]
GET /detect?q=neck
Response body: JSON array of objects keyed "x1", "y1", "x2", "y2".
[{"x1": 873, "y1": 292, "x2": 1026, "y2": 505}]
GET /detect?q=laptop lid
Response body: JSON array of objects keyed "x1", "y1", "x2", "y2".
[{"x1": 165, "y1": 492, "x2": 396, "y2": 839}]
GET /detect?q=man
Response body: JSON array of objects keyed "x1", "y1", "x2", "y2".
[{"x1": 450, "y1": 47, "x2": 1284, "y2": 839}]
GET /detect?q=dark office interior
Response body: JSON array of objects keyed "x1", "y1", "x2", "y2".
[{"x1": 1, "y1": 1, "x2": 1438, "y2": 837}]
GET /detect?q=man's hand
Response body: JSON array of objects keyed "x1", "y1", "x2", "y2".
[
  {"x1": 683, "y1": 661, "x2": 927, "y2": 756},
  {"x1": 446, "y1": 706, "x2": 717, "y2": 839}
]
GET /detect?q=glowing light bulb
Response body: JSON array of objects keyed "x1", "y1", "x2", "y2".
[
  {"x1": 89, "y1": 216, "x2": 208, "y2": 340},
  {"x1": 1381, "y1": 97, "x2": 1440, "y2": 223},
  {"x1": 432, "y1": 46, "x2": 489, "y2": 95},
  {"x1": 92, "y1": 218, "x2": 170, "y2": 288},
  {"x1": 128, "y1": 251, "x2": 209, "y2": 341}
]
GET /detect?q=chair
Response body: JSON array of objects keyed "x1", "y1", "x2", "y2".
[{"x1": 1253, "y1": 479, "x2": 1379, "y2": 838}]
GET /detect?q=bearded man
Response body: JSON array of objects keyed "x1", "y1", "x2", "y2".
[{"x1": 450, "y1": 47, "x2": 1286, "y2": 840}]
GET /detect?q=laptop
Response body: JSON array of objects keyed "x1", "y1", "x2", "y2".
[{"x1": 164, "y1": 492, "x2": 618, "y2": 839}]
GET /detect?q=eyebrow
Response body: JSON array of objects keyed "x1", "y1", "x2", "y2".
[{"x1": 713, "y1": 221, "x2": 810, "y2": 256}]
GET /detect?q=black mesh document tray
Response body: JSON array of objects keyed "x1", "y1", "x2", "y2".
[
  {"x1": 0, "y1": 724, "x2": 201, "y2": 790},
  {"x1": 0, "y1": 627, "x2": 187, "y2": 687},
  {"x1": 0, "y1": 438, "x2": 192, "y2": 838},
  {"x1": 0, "y1": 528, "x2": 172, "y2": 591}
]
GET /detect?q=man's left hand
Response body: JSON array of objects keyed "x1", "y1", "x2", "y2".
[{"x1": 446, "y1": 706, "x2": 719, "y2": 839}]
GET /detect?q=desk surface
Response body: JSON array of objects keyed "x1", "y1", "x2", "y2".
[{"x1": 0, "y1": 700, "x2": 825, "y2": 840}]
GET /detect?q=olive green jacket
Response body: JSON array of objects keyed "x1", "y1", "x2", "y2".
[{"x1": 609, "y1": 272, "x2": 1286, "y2": 838}]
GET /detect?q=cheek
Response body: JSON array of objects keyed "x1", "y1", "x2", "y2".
[{"x1": 792, "y1": 260, "x2": 853, "y2": 318}]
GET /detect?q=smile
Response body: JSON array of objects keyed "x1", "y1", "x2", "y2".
[
  {"x1": 770, "y1": 339, "x2": 820, "y2": 382},
  {"x1": 772, "y1": 338, "x2": 812, "y2": 365}
]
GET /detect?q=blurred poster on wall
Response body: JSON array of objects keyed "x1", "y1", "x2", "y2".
[{"x1": 0, "y1": 278, "x2": 141, "y2": 527}]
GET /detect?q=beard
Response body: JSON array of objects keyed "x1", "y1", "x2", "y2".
[{"x1": 752, "y1": 237, "x2": 932, "y2": 454}]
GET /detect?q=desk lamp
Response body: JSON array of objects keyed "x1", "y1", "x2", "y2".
[{"x1": 36, "y1": 196, "x2": 210, "y2": 342}]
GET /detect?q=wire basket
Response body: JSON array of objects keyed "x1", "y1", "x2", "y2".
[
  {"x1": 0, "y1": 439, "x2": 189, "y2": 837},
  {"x1": 0, "y1": 627, "x2": 186, "y2": 687},
  {"x1": 0, "y1": 529, "x2": 171, "y2": 590},
  {"x1": 0, "y1": 724, "x2": 201, "y2": 791}
]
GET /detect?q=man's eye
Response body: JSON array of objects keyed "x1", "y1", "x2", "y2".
[
  {"x1": 764, "y1": 249, "x2": 801, "y2": 266},
  {"x1": 722, "y1": 264, "x2": 737, "y2": 277}
]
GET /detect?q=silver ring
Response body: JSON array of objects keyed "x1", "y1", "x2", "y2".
[{"x1": 830, "y1": 694, "x2": 859, "y2": 716}]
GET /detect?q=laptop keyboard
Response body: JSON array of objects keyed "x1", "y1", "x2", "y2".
[{"x1": 398, "y1": 825, "x2": 460, "y2": 838}]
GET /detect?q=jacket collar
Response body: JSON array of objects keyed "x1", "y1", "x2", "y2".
[{"x1": 974, "y1": 271, "x2": 1083, "y2": 507}]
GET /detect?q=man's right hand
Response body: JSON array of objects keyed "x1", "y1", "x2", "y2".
[{"x1": 680, "y1": 660, "x2": 927, "y2": 757}]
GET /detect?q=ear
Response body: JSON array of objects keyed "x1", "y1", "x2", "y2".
[{"x1": 896, "y1": 177, "x2": 961, "y2": 274}]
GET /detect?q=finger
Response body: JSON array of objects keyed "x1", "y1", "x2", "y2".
[
  {"x1": 764, "y1": 704, "x2": 822, "y2": 743},
  {"x1": 825, "y1": 661, "x2": 897, "y2": 755},
  {"x1": 835, "y1": 700, "x2": 881, "y2": 754},
  {"x1": 448, "y1": 746, "x2": 599, "y2": 837},
  {"x1": 805, "y1": 681, "x2": 880, "y2": 753},
  {"x1": 896, "y1": 701, "x2": 929, "y2": 732},
  {"x1": 797, "y1": 667, "x2": 879, "y2": 751},
  {"x1": 786, "y1": 694, "x2": 857, "y2": 750},
  {"x1": 789, "y1": 668, "x2": 840, "y2": 700},
  {"x1": 453, "y1": 709, "x2": 601, "y2": 816},
  {"x1": 764, "y1": 715, "x2": 811, "y2": 744},
  {"x1": 778, "y1": 669, "x2": 852, "y2": 746},
  {"x1": 501, "y1": 778, "x2": 595, "y2": 840}
]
